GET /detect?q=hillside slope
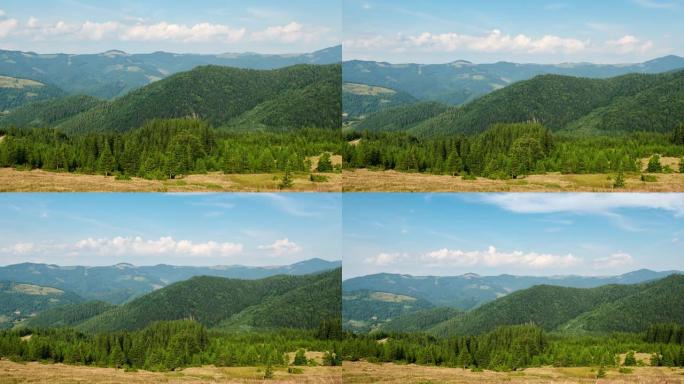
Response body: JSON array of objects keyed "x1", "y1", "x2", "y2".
[
  {"x1": 76, "y1": 269, "x2": 340, "y2": 332},
  {"x1": 428, "y1": 274, "x2": 684, "y2": 337},
  {"x1": 0, "y1": 281, "x2": 83, "y2": 328},
  {"x1": 0, "y1": 76, "x2": 65, "y2": 112},
  {"x1": 342, "y1": 290, "x2": 434, "y2": 333},
  {"x1": 410, "y1": 71, "x2": 683, "y2": 136},
  {"x1": 49, "y1": 64, "x2": 340, "y2": 134}
]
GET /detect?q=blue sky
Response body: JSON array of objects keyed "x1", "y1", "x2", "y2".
[
  {"x1": 0, "y1": 193, "x2": 341, "y2": 266},
  {"x1": 0, "y1": 0, "x2": 340, "y2": 54},
  {"x1": 343, "y1": 193, "x2": 684, "y2": 279},
  {"x1": 344, "y1": 0, "x2": 684, "y2": 63}
]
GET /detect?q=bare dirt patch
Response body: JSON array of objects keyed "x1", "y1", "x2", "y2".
[
  {"x1": 0, "y1": 359, "x2": 341, "y2": 383},
  {"x1": 306, "y1": 153, "x2": 343, "y2": 172},
  {"x1": 341, "y1": 361, "x2": 684, "y2": 383},
  {"x1": 0, "y1": 168, "x2": 341, "y2": 192},
  {"x1": 343, "y1": 169, "x2": 684, "y2": 192}
]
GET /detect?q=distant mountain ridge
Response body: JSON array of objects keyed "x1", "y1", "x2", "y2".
[
  {"x1": 342, "y1": 55, "x2": 684, "y2": 105},
  {"x1": 0, "y1": 258, "x2": 341, "y2": 304},
  {"x1": 343, "y1": 269, "x2": 682, "y2": 310},
  {"x1": 0, "y1": 46, "x2": 341, "y2": 99}
]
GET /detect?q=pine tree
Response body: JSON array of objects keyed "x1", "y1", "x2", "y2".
[
  {"x1": 98, "y1": 144, "x2": 115, "y2": 176},
  {"x1": 613, "y1": 169, "x2": 625, "y2": 188},
  {"x1": 293, "y1": 349, "x2": 307, "y2": 366},
  {"x1": 279, "y1": 166, "x2": 294, "y2": 189},
  {"x1": 624, "y1": 351, "x2": 636, "y2": 366},
  {"x1": 317, "y1": 153, "x2": 333, "y2": 172},
  {"x1": 647, "y1": 154, "x2": 662, "y2": 173}
]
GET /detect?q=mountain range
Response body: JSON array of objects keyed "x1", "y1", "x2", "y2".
[
  {"x1": 1, "y1": 63, "x2": 341, "y2": 134},
  {"x1": 342, "y1": 269, "x2": 683, "y2": 333},
  {"x1": 342, "y1": 55, "x2": 684, "y2": 106},
  {"x1": 0, "y1": 258, "x2": 340, "y2": 304},
  {"x1": 348, "y1": 69, "x2": 684, "y2": 137},
  {"x1": 0, "y1": 46, "x2": 341, "y2": 100}
]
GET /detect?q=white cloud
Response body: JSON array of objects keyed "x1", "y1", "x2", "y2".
[
  {"x1": 2, "y1": 236, "x2": 243, "y2": 257},
  {"x1": 121, "y1": 22, "x2": 245, "y2": 42},
  {"x1": 479, "y1": 193, "x2": 684, "y2": 216},
  {"x1": 252, "y1": 22, "x2": 322, "y2": 43},
  {"x1": 258, "y1": 238, "x2": 302, "y2": 256},
  {"x1": 347, "y1": 29, "x2": 586, "y2": 54},
  {"x1": 79, "y1": 21, "x2": 119, "y2": 41},
  {"x1": 0, "y1": 18, "x2": 18, "y2": 38},
  {"x1": 606, "y1": 35, "x2": 653, "y2": 54},
  {"x1": 26, "y1": 17, "x2": 39, "y2": 29},
  {"x1": 2, "y1": 243, "x2": 35, "y2": 255},
  {"x1": 364, "y1": 252, "x2": 406, "y2": 266},
  {"x1": 593, "y1": 252, "x2": 635, "y2": 269},
  {"x1": 422, "y1": 246, "x2": 582, "y2": 268}
]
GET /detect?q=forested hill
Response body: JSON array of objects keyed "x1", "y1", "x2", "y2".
[
  {"x1": 342, "y1": 55, "x2": 684, "y2": 105},
  {"x1": 0, "y1": 75, "x2": 66, "y2": 112},
  {"x1": 409, "y1": 70, "x2": 684, "y2": 136},
  {"x1": 428, "y1": 274, "x2": 684, "y2": 337},
  {"x1": 0, "y1": 281, "x2": 83, "y2": 328},
  {"x1": 21, "y1": 63, "x2": 340, "y2": 134},
  {"x1": 342, "y1": 269, "x2": 681, "y2": 310},
  {"x1": 361, "y1": 70, "x2": 684, "y2": 137},
  {"x1": 0, "y1": 258, "x2": 341, "y2": 304},
  {"x1": 0, "y1": 46, "x2": 341, "y2": 99},
  {"x1": 72, "y1": 268, "x2": 341, "y2": 333}
]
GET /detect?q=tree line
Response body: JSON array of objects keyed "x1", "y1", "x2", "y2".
[
  {"x1": 0, "y1": 319, "x2": 343, "y2": 372},
  {"x1": 0, "y1": 119, "x2": 343, "y2": 179},
  {"x1": 338, "y1": 324, "x2": 684, "y2": 371},
  {"x1": 343, "y1": 123, "x2": 684, "y2": 178}
]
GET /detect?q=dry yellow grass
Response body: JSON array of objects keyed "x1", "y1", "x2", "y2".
[
  {"x1": 341, "y1": 361, "x2": 684, "y2": 383},
  {"x1": 0, "y1": 168, "x2": 341, "y2": 192},
  {"x1": 343, "y1": 169, "x2": 684, "y2": 192},
  {"x1": 0, "y1": 359, "x2": 341, "y2": 383},
  {"x1": 306, "y1": 153, "x2": 343, "y2": 172}
]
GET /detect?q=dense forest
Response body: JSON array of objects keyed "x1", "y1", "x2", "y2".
[
  {"x1": 0, "y1": 320, "x2": 343, "y2": 371},
  {"x1": 339, "y1": 324, "x2": 684, "y2": 371},
  {"x1": 343, "y1": 124, "x2": 684, "y2": 179},
  {"x1": 0, "y1": 119, "x2": 343, "y2": 179}
]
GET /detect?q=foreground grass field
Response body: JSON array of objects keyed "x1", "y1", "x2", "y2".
[
  {"x1": 0, "y1": 359, "x2": 341, "y2": 383},
  {"x1": 343, "y1": 169, "x2": 684, "y2": 192},
  {"x1": 341, "y1": 361, "x2": 684, "y2": 383},
  {"x1": 0, "y1": 168, "x2": 341, "y2": 192}
]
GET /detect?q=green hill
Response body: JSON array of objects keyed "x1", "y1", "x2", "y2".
[
  {"x1": 25, "y1": 301, "x2": 114, "y2": 328},
  {"x1": 380, "y1": 307, "x2": 462, "y2": 333},
  {"x1": 427, "y1": 274, "x2": 684, "y2": 337},
  {"x1": 353, "y1": 101, "x2": 449, "y2": 133},
  {"x1": 0, "y1": 95, "x2": 105, "y2": 127},
  {"x1": 342, "y1": 290, "x2": 434, "y2": 333},
  {"x1": 343, "y1": 83, "x2": 417, "y2": 118},
  {"x1": 76, "y1": 269, "x2": 340, "y2": 333},
  {"x1": 51, "y1": 64, "x2": 340, "y2": 134},
  {"x1": 0, "y1": 281, "x2": 83, "y2": 328},
  {"x1": 410, "y1": 72, "x2": 681, "y2": 136},
  {"x1": 0, "y1": 76, "x2": 65, "y2": 112},
  {"x1": 561, "y1": 274, "x2": 684, "y2": 333},
  {"x1": 217, "y1": 268, "x2": 341, "y2": 330}
]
